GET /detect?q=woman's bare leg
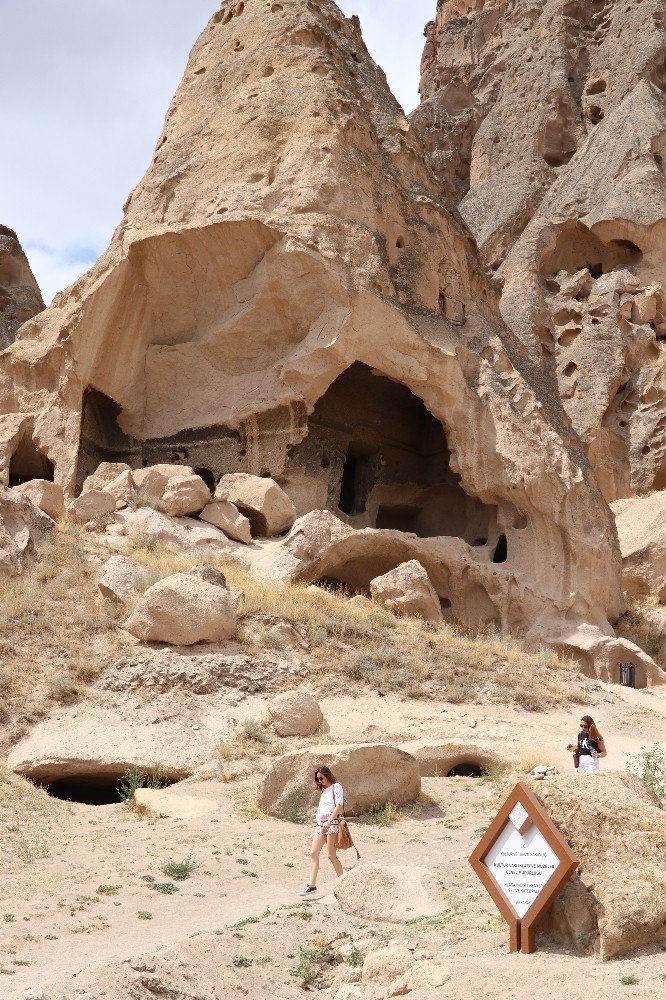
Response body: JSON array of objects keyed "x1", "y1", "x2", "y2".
[
  {"x1": 326, "y1": 833, "x2": 343, "y2": 877},
  {"x1": 310, "y1": 831, "x2": 326, "y2": 886}
]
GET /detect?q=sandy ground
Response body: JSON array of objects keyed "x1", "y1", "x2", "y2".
[{"x1": 1, "y1": 683, "x2": 664, "y2": 999}]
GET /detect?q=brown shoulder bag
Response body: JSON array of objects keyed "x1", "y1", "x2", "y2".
[{"x1": 333, "y1": 786, "x2": 360, "y2": 859}]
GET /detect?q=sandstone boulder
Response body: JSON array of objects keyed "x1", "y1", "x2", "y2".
[
  {"x1": 216, "y1": 474, "x2": 296, "y2": 538},
  {"x1": 200, "y1": 500, "x2": 252, "y2": 544},
  {"x1": 97, "y1": 555, "x2": 152, "y2": 607},
  {"x1": 116, "y1": 508, "x2": 245, "y2": 556},
  {"x1": 67, "y1": 489, "x2": 116, "y2": 525},
  {"x1": 361, "y1": 946, "x2": 414, "y2": 986},
  {"x1": 188, "y1": 564, "x2": 228, "y2": 588},
  {"x1": 0, "y1": 485, "x2": 55, "y2": 578},
  {"x1": 267, "y1": 690, "x2": 324, "y2": 737},
  {"x1": 526, "y1": 773, "x2": 666, "y2": 958},
  {"x1": 161, "y1": 473, "x2": 212, "y2": 517},
  {"x1": 334, "y1": 864, "x2": 445, "y2": 923},
  {"x1": 257, "y1": 744, "x2": 420, "y2": 818},
  {"x1": 611, "y1": 493, "x2": 666, "y2": 598},
  {"x1": 83, "y1": 462, "x2": 131, "y2": 494},
  {"x1": 12, "y1": 479, "x2": 65, "y2": 522},
  {"x1": 125, "y1": 572, "x2": 238, "y2": 646},
  {"x1": 370, "y1": 560, "x2": 443, "y2": 623},
  {"x1": 399, "y1": 740, "x2": 507, "y2": 778}
]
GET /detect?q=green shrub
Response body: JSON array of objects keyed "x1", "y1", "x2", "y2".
[{"x1": 627, "y1": 745, "x2": 666, "y2": 803}]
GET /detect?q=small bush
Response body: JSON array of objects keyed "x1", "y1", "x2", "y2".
[
  {"x1": 620, "y1": 975, "x2": 640, "y2": 985},
  {"x1": 149, "y1": 882, "x2": 178, "y2": 895},
  {"x1": 239, "y1": 718, "x2": 268, "y2": 745},
  {"x1": 117, "y1": 768, "x2": 168, "y2": 805},
  {"x1": 616, "y1": 598, "x2": 662, "y2": 659},
  {"x1": 97, "y1": 885, "x2": 121, "y2": 896},
  {"x1": 627, "y1": 745, "x2": 666, "y2": 803},
  {"x1": 137, "y1": 911, "x2": 152, "y2": 920},
  {"x1": 160, "y1": 855, "x2": 197, "y2": 881},
  {"x1": 363, "y1": 802, "x2": 400, "y2": 826},
  {"x1": 233, "y1": 956, "x2": 252, "y2": 968},
  {"x1": 47, "y1": 674, "x2": 80, "y2": 704}
]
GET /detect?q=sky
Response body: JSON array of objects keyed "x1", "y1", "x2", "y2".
[{"x1": 0, "y1": 0, "x2": 434, "y2": 305}]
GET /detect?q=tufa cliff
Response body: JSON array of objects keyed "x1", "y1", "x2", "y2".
[
  {"x1": 0, "y1": 0, "x2": 624, "y2": 640},
  {"x1": 0, "y1": 226, "x2": 44, "y2": 351}
]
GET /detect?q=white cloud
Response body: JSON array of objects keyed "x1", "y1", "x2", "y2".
[{"x1": 0, "y1": 0, "x2": 434, "y2": 304}]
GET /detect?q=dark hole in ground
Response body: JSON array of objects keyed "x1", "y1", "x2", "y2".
[
  {"x1": 44, "y1": 773, "x2": 176, "y2": 806},
  {"x1": 492, "y1": 533, "x2": 508, "y2": 563},
  {"x1": 447, "y1": 763, "x2": 485, "y2": 777}
]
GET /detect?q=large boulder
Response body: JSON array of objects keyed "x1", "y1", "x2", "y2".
[
  {"x1": 116, "y1": 508, "x2": 245, "y2": 556},
  {"x1": 161, "y1": 473, "x2": 212, "y2": 517},
  {"x1": 267, "y1": 690, "x2": 324, "y2": 737},
  {"x1": 257, "y1": 743, "x2": 420, "y2": 818},
  {"x1": 82, "y1": 462, "x2": 132, "y2": 501},
  {"x1": 200, "y1": 500, "x2": 252, "y2": 544},
  {"x1": 67, "y1": 489, "x2": 116, "y2": 525},
  {"x1": 12, "y1": 479, "x2": 65, "y2": 522},
  {"x1": 370, "y1": 560, "x2": 443, "y2": 624},
  {"x1": 334, "y1": 864, "x2": 445, "y2": 922},
  {"x1": 525, "y1": 773, "x2": 666, "y2": 958},
  {"x1": 611, "y1": 493, "x2": 666, "y2": 599},
  {"x1": 125, "y1": 572, "x2": 238, "y2": 645},
  {"x1": 0, "y1": 485, "x2": 55, "y2": 577},
  {"x1": 216, "y1": 474, "x2": 296, "y2": 538},
  {"x1": 97, "y1": 555, "x2": 152, "y2": 607}
]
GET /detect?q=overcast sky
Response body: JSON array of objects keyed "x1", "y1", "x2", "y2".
[{"x1": 0, "y1": 0, "x2": 434, "y2": 305}]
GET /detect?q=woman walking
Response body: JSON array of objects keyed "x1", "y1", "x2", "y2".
[
  {"x1": 300, "y1": 766, "x2": 344, "y2": 897},
  {"x1": 568, "y1": 715, "x2": 606, "y2": 773}
]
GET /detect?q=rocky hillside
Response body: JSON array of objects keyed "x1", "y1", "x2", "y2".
[
  {"x1": 413, "y1": 0, "x2": 666, "y2": 503},
  {"x1": 0, "y1": 226, "x2": 44, "y2": 350}
]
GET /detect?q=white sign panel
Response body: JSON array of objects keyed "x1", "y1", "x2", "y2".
[{"x1": 483, "y1": 820, "x2": 559, "y2": 918}]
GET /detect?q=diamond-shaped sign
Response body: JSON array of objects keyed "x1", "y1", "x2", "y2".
[{"x1": 469, "y1": 781, "x2": 578, "y2": 953}]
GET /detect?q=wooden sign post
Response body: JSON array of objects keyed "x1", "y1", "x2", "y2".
[{"x1": 469, "y1": 781, "x2": 578, "y2": 954}]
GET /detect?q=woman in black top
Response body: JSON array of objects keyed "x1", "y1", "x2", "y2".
[{"x1": 568, "y1": 715, "x2": 606, "y2": 773}]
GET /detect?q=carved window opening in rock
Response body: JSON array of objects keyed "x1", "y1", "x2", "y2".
[
  {"x1": 8, "y1": 436, "x2": 55, "y2": 487},
  {"x1": 285, "y1": 362, "x2": 498, "y2": 543},
  {"x1": 447, "y1": 762, "x2": 485, "y2": 778},
  {"x1": 76, "y1": 386, "x2": 244, "y2": 492},
  {"x1": 492, "y1": 534, "x2": 508, "y2": 564}
]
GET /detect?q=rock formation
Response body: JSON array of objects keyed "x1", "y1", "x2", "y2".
[
  {"x1": 414, "y1": 0, "x2": 666, "y2": 501},
  {"x1": 0, "y1": 0, "x2": 625, "y2": 642},
  {"x1": 0, "y1": 226, "x2": 44, "y2": 350}
]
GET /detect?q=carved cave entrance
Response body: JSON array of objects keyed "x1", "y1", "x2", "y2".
[
  {"x1": 286, "y1": 363, "x2": 498, "y2": 542},
  {"x1": 8, "y1": 436, "x2": 55, "y2": 487},
  {"x1": 75, "y1": 387, "x2": 244, "y2": 493},
  {"x1": 32, "y1": 768, "x2": 179, "y2": 806}
]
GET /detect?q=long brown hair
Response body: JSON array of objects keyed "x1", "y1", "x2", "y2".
[
  {"x1": 581, "y1": 715, "x2": 603, "y2": 743},
  {"x1": 314, "y1": 765, "x2": 336, "y2": 787}
]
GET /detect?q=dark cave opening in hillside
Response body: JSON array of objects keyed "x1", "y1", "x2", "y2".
[
  {"x1": 447, "y1": 763, "x2": 485, "y2": 777},
  {"x1": 286, "y1": 362, "x2": 498, "y2": 543},
  {"x1": 41, "y1": 771, "x2": 178, "y2": 806},
  {"x1": 540, "y1": 223, "x2": 643, "y2": 283},
  {"x1": 8, "y1": 436, "x2": 55, "y2": 487}
]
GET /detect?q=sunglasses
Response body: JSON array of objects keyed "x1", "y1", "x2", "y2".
[{"x1": 580, "y1": 723, "x2": 589, "y2": 729}]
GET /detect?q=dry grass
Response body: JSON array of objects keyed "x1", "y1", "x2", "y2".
[
  {"x1": 515, "y1": 750, "x2": 553, "y2": 773},
  {"x1": 0, "y1": 526, "x2": 123, "y2": 749},
  {"x1": 120, "y1": 536, "x2": 586, "y2": 711}
]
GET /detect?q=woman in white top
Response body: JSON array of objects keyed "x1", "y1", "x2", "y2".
[{"x1": 300, "y1": 765, "x2": 344, "y2": 897}]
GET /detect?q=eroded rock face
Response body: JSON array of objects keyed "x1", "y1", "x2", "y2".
[
  {"x1": 0, "y1": 0, "x2": 623, "y2": 638},
  {"x1": 0, "y1": 485, "x2": 55, "y2": 578},
  {"x1": 0, "y1": 226, "x2": 44, "y2": 349},
  {"x1": 611, "y1": 493, "x2": 666, "y2": 598},
  {"x1": 415, "y1": 3, "x2": 666, "y2": 501}
]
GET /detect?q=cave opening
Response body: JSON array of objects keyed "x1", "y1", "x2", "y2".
[
  {"x1": 447, "y1": 762, "x2": 485, "y2": 777},
  {"x1": 43, "y1": 771, "x2": 177, "y2": 806},
  {"x1": 286, "y1": 362, "x2": 498, "y2": 542},
  {"x1": 8, "y1": 436, "x2": 55, "y2": 487},
  {"x1": 75, "y1": 386, "x2": 245, "y2": 492}
]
